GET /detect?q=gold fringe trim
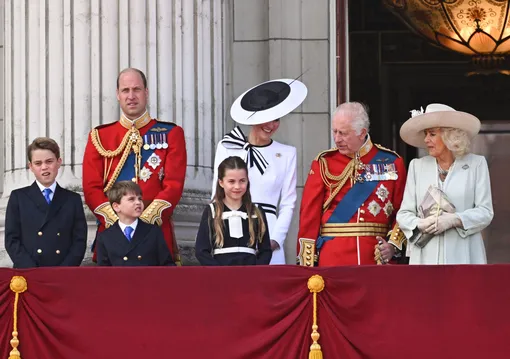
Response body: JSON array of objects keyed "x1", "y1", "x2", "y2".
[
  {"x1": 8, "y1": 276, "x2": 27, "y2": 359},
  {"x1": 307, "y1": 275, "x2": 325, "y2": 359},
  {"x1": 91, "y1": 126, "x2": 144, "y2": 192}
]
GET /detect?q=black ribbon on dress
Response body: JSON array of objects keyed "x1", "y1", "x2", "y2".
[{"x1": 220, "y1": 126, "x2": 269, "y2": 175}]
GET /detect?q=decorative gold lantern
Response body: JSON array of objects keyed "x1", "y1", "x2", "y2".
[{"x1": 383, "y1": 0, "x2": 510, "y2": 73}]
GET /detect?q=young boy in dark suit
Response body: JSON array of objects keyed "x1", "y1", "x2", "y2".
[
  {"x1": 4, "y1": 137, "x2": 87, "y2": 268},
  {"x1": 96, "y1": 181, "x2": 175, "y2": 266}
]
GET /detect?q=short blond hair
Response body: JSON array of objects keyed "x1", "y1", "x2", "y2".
[{"x1": 441, "y1": 127, "x2": 471, "y2": 157}]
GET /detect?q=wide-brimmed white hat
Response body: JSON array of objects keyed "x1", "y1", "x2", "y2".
[
  {"x1": 230, "y1": 79, "x2": 307, "y2": 125},
  {"x1": 400, "y1": 103, "x2": 481, "y2": 148}
]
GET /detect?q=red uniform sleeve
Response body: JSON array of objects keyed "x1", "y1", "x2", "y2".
[
  {"x1": 297, "y1": 159, "x2": 326, "y2": 254},
  {"x1": 156, "y1": 125, "x2": 187, "y2": 217},
  {"x1": 82, "y1": 131, "x2": 110, "y2": 226}
]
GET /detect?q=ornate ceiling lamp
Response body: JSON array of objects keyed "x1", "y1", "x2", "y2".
[{"x1": 383, "y1": 0, "x2": 510, "y2": 74}]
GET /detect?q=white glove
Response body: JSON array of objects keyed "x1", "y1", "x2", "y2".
[
  {"x1": 417, "y1": 216, "x2": 436, "y2": 233},
  {"x1": 426, "y1": 213, "x2": 461, "y2": 235}
]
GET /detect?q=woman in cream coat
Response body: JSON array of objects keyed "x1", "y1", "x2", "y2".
[
  {"x1": 397, "y1": 104, "x2": 493, "y2": 264},
  {"x1": 212, "y1": 79, "x2": 307, "y2": 264}
]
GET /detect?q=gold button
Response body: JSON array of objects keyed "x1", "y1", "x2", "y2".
[
  {"x1": 131, "y1": 178, "x2": 136, "y2": 182},
  {"x1": 37, "y1": 249, "x2": 42, "y2": 254},
  {"x1": 359, "y1": 218, "x2": 365, "y2": 222},
  {"x1": 56, "y1": 250, "x2": 61, "y2": 254},
  {"x1": 123, "y1": 256, "x2": 128, "y2": 261},
  {"x1": 306, "y1": 244, "x2": 312, "y2": 249},
  {"x1": 306, "y1": 262, "x2": 312, "y2": 266},
  {"x1": 360, "y1": 210, "x2": 365, "y2": 214},
  {"x1": 37, "y1": 231, "x2": 43, "y2": 236},
  {"x1": 57, "y1": 233, "x2": 60, "y2": 236},
  {"x1": 137, "y1": 255, "x2": 142, "y2": 260}
]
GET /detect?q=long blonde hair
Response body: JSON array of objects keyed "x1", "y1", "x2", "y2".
[{"x1": 212, "y1": 156, "x2": 266, "y2": 248}]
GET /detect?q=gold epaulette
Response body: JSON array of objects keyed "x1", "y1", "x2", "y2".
[
  {"x1": 387, "y1": 223, "x2": 407, "y2": 250},
  {"x1": 314, "y1": 147, "x2": 338, "y2": 161},
  {"x1": 375, "y1": 144, "x2": 401, "y2": 158}
]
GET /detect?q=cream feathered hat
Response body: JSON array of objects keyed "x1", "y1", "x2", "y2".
[{"x1": 399, "y1": 103, "x2": 481, "y2": 148}]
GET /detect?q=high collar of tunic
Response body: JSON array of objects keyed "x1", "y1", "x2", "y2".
[
  {"x1": 345, "y1": 135, "x2": 373, "y2": 159},
  {"x1": 119, "y1": 110, "x2": 151, "y2": 129}
]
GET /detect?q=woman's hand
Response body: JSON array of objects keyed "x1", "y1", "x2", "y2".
[
  {"x1": 270, "y1": 240, "x2": 280, "y2": 251},
  {"x1": 417, "y1": 216, "x2": 436, "y2": 233},
  {"x1": 426, "y1": 213, "x2": 461, "y2": 235}
]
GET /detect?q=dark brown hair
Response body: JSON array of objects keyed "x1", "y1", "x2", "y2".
[
  {"x1": 212, "y1": 156, "x2": 266, "y2": 247},
  {"x1": 116, "y1": 68, "x2": 147, "y2": 89},
  {"x1": 27, "y1": 137, "x2": 61, "y2": 162},
  {"x1": 107, "y1": 181, "x2": 143, "y2": 206}
]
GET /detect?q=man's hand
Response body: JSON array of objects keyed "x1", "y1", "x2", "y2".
[
  {"x1": 417, "y1": 216, "x2": 436, "y2": 233},
  {"x1": 376, "y1": 236, "x2": 395, "y2": 263},
  {"x1": 270, "y1": 240, "x2": 280, "y2": 251},
  {"x1": 426, "y1": 213, "x2": 461, "y2": 235}
]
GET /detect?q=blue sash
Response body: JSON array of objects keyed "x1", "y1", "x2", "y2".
[
  {"x1": 316, "y1": 149, "x2": 397, "y2": 249},
  {"x1": 117, "y1": 122, "x2": 176, "y2": 182}
]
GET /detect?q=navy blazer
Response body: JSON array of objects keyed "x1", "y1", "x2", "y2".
[
  {"x1": 96, "y1": 220, "x2": 175, "y2": 266},
  {"x1": 4, "y1": 182, "x2": 87, "y2": 268}
]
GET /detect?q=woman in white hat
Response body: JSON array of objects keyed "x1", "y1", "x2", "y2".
[
  {"x1": 211, "y1": 79, "x2": 307, "y2": 265},
  {"x1": 397, "y1": 104, "x2": 493, "y2": 264}
]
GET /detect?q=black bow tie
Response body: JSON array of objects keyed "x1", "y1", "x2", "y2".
[{"x1": 220, "y1": 126, "x2": 269, "y2": 175}]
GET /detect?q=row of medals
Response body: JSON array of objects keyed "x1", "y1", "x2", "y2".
[
  {"x1": 142, "y1": 133, "x2": 169, "y2": 151},
  {"x1": 362, "y1": 163, "x2": 398, "y2": 181}
]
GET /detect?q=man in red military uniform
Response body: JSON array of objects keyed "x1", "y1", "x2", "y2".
[
  {"x1": 83, "y1": 68, "x2": 186, "y2": 264},
  {"x1": 297, "y1": 102, "x2": 407, "y2": 266}
]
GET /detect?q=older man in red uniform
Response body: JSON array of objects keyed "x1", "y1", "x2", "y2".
[
  {"x1": 297, "y1": 102, "x2": 406, "y2": 266},
  {"x1": 83, "y1": 68, "x2": 187, "y2": 264}
]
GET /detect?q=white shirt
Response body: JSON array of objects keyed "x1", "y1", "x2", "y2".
[
  {"x1": 35, "y1": 181, "x2": 57, "y2": 202},
  {"x1": 118, "y1": 219, "x2": 139, "y2": 239}
]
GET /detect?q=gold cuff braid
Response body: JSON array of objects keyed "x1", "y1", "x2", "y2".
[
  {"x1": 387, "y1": 223, "x2": 407, "y2": 251},
  {"x1": 140, "y1": 200, "x2": 172, "y2": 225},
  {"x1": 297, "y1": 238, "x2": 317, "y2": 267},
  {"x1": 94, "y1": 202, "x2": 119, "y2": 228}
]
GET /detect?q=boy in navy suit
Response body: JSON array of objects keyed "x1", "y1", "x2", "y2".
[
  {"x1": 5, "y1": 137, "x2": 87, "y2": 268},
  {"x1": 96, "y1": 181, "x2": 175, "y2": 266}
]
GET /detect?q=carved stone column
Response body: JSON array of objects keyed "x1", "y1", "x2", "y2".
[{"x1": 0, "y1": 0, "x2": 230, "y2": 266}]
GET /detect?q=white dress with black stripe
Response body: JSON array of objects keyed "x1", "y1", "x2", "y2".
[{"x1": 211, "y1": 127, "x2": 297, "y2": 264}]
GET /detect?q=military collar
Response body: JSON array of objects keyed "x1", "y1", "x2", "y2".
[
  {"x1": 119, "y1": 110, "x2": 151, "y2": 130},
  {"x1": 346, "y1": 135, "x2": 373, "y2": 158}
]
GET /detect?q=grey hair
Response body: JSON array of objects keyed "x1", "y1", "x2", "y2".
[
  {"x1": 332, "y1": 102, "x2": 370, "y2": 135},
  {"x1": 440, "y1": 127, "x2": 471, "y2": 157}
]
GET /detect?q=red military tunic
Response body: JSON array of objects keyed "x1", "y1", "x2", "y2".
[
  {"x1": 297, "y1": 137, "x2": 406, "y2": 266},
  {"x1": 82, "y1": 112, "x2": 187, "y2": 263}
]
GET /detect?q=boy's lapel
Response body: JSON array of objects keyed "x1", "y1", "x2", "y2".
[
  {"x1": 42, "y1": 184, "x2": 66, "y2": 226},
  {"x1": 28, "y1": 182, "x2": 49, "y2": 212},
  {"x1": 128, "y1": 220, "x2": 150, "y2": 250},
  {"x1": 111, "y1": 222, "x2": 132, "y2": 249}
]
